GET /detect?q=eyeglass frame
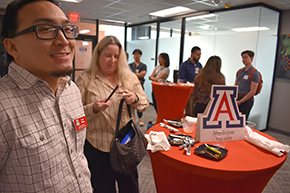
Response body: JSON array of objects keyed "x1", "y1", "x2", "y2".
[{"x1": 13, "y1": 24, "x2": 79, "y2": 39}]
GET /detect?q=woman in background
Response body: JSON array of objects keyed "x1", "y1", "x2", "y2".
[
  {"x1": 149, "y1": 53, "x2": 170, "y2": 112},
  {"x1": 193, "y1": 56, "x2": 225, "y2": 115},
  {"x1": 76, "y1": 36, "x2": 149, "y2": 193}
]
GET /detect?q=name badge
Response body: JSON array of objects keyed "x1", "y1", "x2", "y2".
[
  {"x1": 243, "y1": 75, "x2": 249, "y2": 80},
  {"x1": 73, "y1": 116, "x2": 88, "y2": 131},
  {"x1": 195, "y1": 67, "x2": 200, "y2": 74}
]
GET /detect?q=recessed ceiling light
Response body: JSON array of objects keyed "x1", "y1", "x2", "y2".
[
  {"x1": 101, "y1": 19, "x2": 125, "y2": 24},
  {"x1": 149, "y1": 6, "x2": 194, "y2": 17},
  {"x1": 61, "y1": 0, "x2": 83, "y2": 3},
  {"x1": 79, "y1": 29, "x2": 90, "y2": 34},
  {"x1": 186, "y1": 13, "x2": 216, "y2": 21},
  {"x1": 232, "y1": 26, "x2": 269, "y2": 32}
]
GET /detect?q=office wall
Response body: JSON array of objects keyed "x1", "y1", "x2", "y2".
[
  {"x1": 159, "y1": 37, "x2": 180, "y2": 82},
  {"x1": 268, "y1": 10, "x2": 290, "y2": 134}
]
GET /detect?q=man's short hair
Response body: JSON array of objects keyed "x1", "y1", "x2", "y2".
[
  {"x1": 191, "y1": 46, "x2": 201, "y2": 54},
  {"x1": 1, "y1": 0, "x2": 60, "y2": 63},
  {"x1": 241, "y1": 50, "x2": 255, "y2": 58},
  {"x1": 132, "y1": 49, "x2": 142, "y2": 55}
]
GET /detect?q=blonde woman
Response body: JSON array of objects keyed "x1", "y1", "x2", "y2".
[{"x1": 76, "y1": 36, "x2": 149, "y2": 193}]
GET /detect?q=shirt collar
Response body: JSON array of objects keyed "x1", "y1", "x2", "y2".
[
  {"x1": 8, "y1": 61, "x2": 71, "y2": 90},
  {"x1": 243, "y1": 65, "x2": 253, "y2": 72},
  {"x1": 95, "y1": 71, "x2": 122, "y2": 89}
]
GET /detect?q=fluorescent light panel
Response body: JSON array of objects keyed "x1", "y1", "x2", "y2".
[
  {"x1": 138, "y1": 36, "x2": 149, "y2": 40},
  {"x1": 186, "y1": 13, "x2": 216, "y2": 21},
  {"x1": 79, "y1": 29, "x2": 90, "y2": 34},
  {"x1": 149, "y1": 6, "x2": 193, "y2": 17},
  {"x1": 232, "y1": 26, "x2": 269, "y2": 32},
  {"x1": 199, "y1": 25, "x2": 210, "y2": 30},
  {"x1": 61, "y1": 0, "x2": 83, "y2": 3}
]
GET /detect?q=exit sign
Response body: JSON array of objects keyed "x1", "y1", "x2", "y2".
[{"x1": 68, "y1": 13, "x2": 80, "y2": 22}]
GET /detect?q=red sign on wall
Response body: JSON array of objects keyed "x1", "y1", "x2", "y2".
[{"x1": 68, "y1": 13, "x2": 80, "y2": 22}]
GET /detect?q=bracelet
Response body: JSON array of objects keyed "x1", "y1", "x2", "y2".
[{"x1": 133, "y1": 92, "x2": 139, "y2": 104}]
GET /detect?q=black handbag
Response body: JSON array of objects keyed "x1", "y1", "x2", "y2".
[{"x1": 110, "y1": 98, "x2": 147, "y2": 175}]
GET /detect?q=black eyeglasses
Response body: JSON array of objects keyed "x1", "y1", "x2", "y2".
[{"x1": 13, "y1": 24, "x2": 79, "y2": 39}]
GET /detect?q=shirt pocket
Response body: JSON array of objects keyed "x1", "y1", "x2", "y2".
[{"x1": 18, "y1": 128, "x2": 54, "y2": 149}]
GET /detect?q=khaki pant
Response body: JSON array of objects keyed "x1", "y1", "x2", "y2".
[{"x1": 185, "y1": 90, "x2": 195, "y2": 117}]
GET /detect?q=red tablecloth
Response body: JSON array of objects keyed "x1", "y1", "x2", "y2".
[
  {"x1": 147, "y1": 124, "x2": 287, "y2": 193},
  {"x1": 152, "y1": 82, "x2": 194, "y2": 123}
]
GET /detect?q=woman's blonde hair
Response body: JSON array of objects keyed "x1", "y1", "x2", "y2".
[{"x1": 86, "y1": 35, "x2": 135, "y2": 91}]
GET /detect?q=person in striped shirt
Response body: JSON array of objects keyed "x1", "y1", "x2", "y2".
[{"x1": 76, "y1": 35, "x2": 149, "y2": 193}]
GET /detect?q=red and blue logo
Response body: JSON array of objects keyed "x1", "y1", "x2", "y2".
[{"x1": 201, "y1": 86, "x2": 244, "y2": 129}]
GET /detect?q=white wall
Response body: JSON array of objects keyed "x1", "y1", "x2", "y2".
[
  {"x1": 268, "y1": 10, "x2": 290, "y2": 134},
  {"x1": 159, "y1": 37, "x2": 181, "y2": 82},
  {"x1": 252, "y1": 32, "x2": 277, "y2": 130},
  {"x1": 184, "y1": 35, "x2": 215, "y2": 67},
  {"x1": 127, "y1": 39, "x2": 156, "y2": 103}
]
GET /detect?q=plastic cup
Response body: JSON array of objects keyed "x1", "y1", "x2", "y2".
[
  {"x1": 177, "y1": 79, "x2": 185, "y2": 85},
  {"x1": 158, "y1": 79, "x2": 166, "y2": 85},
  {"x1": 181, "y1": 118, "x2": 195, "y2": 133},
  {"x1": 246, "y1": 121, "x2": 256, "y2": 129},
  {"x1": 212, "y1": 130, "x2": 230, "y2": 148},
  {"x1": 158, "y1": 79, "x2": 164, "y2": 83}
]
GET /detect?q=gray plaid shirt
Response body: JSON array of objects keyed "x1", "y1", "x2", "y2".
[{"x1": 0, "y1": 62, "x2": 92, "y2": 192}]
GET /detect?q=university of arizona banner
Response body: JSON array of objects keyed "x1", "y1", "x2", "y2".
[{"x1": 195, "y1": 85, "x2": 246, "y2": 142}]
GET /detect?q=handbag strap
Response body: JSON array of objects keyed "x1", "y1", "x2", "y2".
[{"x1": 115, "y1": 98, "x2": 132, "y2": 137}]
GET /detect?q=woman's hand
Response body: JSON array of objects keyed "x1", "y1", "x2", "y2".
[
  {"x1": 118, "y1": 90, "x2": 138, "y2": 105},
  {"x1": 93, "y1": 98, "x2": 111, "y2": 113}
]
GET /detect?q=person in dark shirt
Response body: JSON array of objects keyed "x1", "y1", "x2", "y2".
[
  {"x1": 129, "y1": 49, "x2": 147, "y2": 126},
  {"x1": 235, "y1": 50, "x2": 260, "y2": 120},
  {"x1": 179, "y1": 46, "x2": 202, "y2": 117}
]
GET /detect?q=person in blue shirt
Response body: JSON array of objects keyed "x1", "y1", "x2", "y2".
[
  {"x1": 235, "y1": 50, "x2": 260, "y2": 120},
  {"x1": 179, "y1": 46, "x2": 202, "y2": 117}
]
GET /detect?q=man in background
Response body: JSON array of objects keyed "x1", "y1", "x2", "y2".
[
  {"x1": 0, "y1": 0, "x2": 92, "y2": 192},
  {"x1": 179, "y1": 46, "x2": 202, "y2": 117},
  {"x1": 129, "y1": 49, "x2": 147, "y2": 126},
  {"x1": 235, "y1": 50, "x2": 260, "y2": 120}
]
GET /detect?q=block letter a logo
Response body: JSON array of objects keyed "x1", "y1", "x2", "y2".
[{"x1": 201, "y1": 85, "x2": 245, "y2": 129}]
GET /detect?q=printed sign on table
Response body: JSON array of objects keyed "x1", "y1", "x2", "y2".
[{"x1": 195, "y1": 85, "x2": 246, "y2": 142}]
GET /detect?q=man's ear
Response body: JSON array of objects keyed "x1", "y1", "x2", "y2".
[{"x1": 4, "y1": 38, "x2": 19, "y2": 59}]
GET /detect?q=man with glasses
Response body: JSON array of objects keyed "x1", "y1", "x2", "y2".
[{"x1": 0, "y1": 0, "x2": 92, "y2": 192}]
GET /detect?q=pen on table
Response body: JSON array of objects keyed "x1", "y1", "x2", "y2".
[{"x1": 204, "y1": 143, "x2": 222, "y2": 155}]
